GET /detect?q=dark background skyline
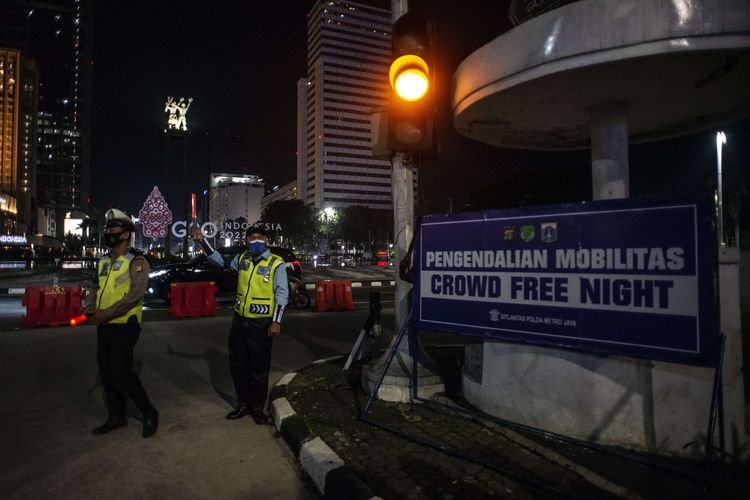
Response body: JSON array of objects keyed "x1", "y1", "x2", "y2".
[{"x1": 91, "y1": 0, "x2": 750, "y2": 221}]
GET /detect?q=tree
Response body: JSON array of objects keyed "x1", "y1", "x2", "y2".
[
  {"x1": 77, "y1": 218, "x2": 99, "y2": 247},
  {"x1": 63, "y1": 232, "x2": 83, "y2": 257},
  {"x1": 339, "y1": 206, "x2": 391, "y2": 247},
  {"x1": 261, "y1": 199, "x2": 319, "y2": 250}
]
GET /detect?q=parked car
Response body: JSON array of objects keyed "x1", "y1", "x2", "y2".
[{"x1": 147, "y1": 245, "x2": 302, "y2": 302}]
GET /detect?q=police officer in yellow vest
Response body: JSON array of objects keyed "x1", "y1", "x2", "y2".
[
  {"x1": 192, "y1": 224, "x2": 288, "y2": 424},
  {"x1": 85, "y1": 208, "x2": 159, "y2": 438}
]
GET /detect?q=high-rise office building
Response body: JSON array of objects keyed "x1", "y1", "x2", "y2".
[
  {"x1": 18, "y1": 58, "x2": 38, "y2": 233},
  {"x1": 298, "y1": 0, "x2": 398, "y2": 210},
  {"x1": 0, "y1": 48, "x2": 20, "y2": 233},
  {"x1": 261, "y1": 181, "x2": 298, "y2": 213},
  {"x1": 0, "y1": 0, "x2": 93, "y2": 237}
]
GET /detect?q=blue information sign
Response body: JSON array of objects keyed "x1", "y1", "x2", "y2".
[{"x1": 413, "y1": 195, "x2": 719, "y2": 364}]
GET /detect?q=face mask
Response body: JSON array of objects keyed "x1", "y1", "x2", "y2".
[
  {"x1": 247, "y1": 239, "x2": 267, "y2": 257},
  {"x1": 105, "y1": 232, "x2": 126, "y2": 248}
]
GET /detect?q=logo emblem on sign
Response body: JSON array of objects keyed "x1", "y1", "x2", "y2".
[
  {"x1": 520, "y1": 225, "x2": 535, "y2": 242},
  {"x1": 489, "y1": 309, "x2": 500, "y2": 322},
  {"x1": 541, "y1": 222, "x2": 557, "y2": 243},
  {"x1": 503, "y1": 226, "x2": 515, "y2": 241}
]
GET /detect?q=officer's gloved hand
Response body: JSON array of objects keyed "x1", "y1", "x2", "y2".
[{"x1": 268, "y1": 322, "x2": 281, "y2": 337}]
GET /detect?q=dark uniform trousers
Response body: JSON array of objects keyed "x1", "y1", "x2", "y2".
[
  {"x1": 228, "y1": 313, "x2": 273, "y2": 411},
  {"x1": 96, "y1": 321, "x2": 155, "y2": 418}
]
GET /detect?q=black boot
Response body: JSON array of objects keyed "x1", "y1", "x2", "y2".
[
  {"x1": 92, "y1": 417, "x2": 127, "y2": 435},
  {"x1": 249, "y1": 407, "x2": 269, "y2": 425},
  {"x1": 226, "y1": 404, "x2": 251, "y2": 420},
  {"x1": 95, "y1": 391, "x2": 127, "y2": 435},
  {"x1": 142, "y1": 410, "x2": 159, "y2": 438}
]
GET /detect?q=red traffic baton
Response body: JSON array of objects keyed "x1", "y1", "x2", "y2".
[{"x1": 69, "y1": 312, "x2": 92, "y2": 327}]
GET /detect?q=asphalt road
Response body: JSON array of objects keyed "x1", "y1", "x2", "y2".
[
  {"x1": 0, "y1": 287, "x2": 395, "y2": 332},
  {"x1": 0, "y1": 286, "x2": 396, "y2": 499}
]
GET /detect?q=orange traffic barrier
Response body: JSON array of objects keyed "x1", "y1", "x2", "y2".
[
  {"x1": 315, "y1": 280, "x2": 334, "y2": 312},
  {"x1": 315, "y1": 279, "x2": 353, "y2": 312},
  {"x1": 22, "y1": 286, "x2": 85, "y2": 328},
  {"x1": 169, "y1": 281, "x2": 218, "y2": 318},
  {"x1": 332, "y1": 279, "x2": 354, "y2": 311}
]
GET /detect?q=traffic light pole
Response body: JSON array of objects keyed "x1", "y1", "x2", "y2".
[
  {"x1": 392, "y1": 0, "x2": 410, "y2": 341},
  {"x1": 362, "y1": 153, "x2": 443, "y2": 402},
  {"x1": 392, "y1": 0, "x2": 406, "y2": 21},
  {"x1": 361, "y1": 0, "x2": 444, "y2": 402},
  {"x1": 392, "y1": 152, "x2": 412, "y2": 334}
]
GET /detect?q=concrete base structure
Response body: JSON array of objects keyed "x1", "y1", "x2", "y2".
[
  {"x1": 362, "y1": 345, "x2": 444, "y2": 403},
  {"x1": 450, "y1": 0, "x2": 750, "y2": 461},
  {"x1": 463, "y1": 247, "x2": 747, "y2": 458},
  {"x1": 452, "y1": 0, "x2": 750, "y2": 149}
]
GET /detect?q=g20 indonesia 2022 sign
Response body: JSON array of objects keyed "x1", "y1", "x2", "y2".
[{"x1": 413, "y1": 195, "x2": 719, "y2": 364}]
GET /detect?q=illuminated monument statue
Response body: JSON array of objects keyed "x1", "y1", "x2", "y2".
[{"x1": 164, "y1": 96, "x2": 193, "y2": 131}]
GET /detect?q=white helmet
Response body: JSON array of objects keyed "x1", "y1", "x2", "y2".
[{"x1": 105, "y1": 208, "x2": 134, "y2": 231}]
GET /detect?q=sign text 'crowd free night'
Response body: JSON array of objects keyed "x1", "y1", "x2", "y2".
[{"x1": 413, "y1": 195, "x2": 719, "y2": 364}]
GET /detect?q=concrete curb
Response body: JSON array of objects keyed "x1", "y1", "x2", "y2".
[{"x1": 270, "y1": 358, "x2": 382, "y2": 500}]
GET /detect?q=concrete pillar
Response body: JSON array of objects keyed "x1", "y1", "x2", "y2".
[{"x1": 590, "y1": 104, "x2": 629, "y2": 200}]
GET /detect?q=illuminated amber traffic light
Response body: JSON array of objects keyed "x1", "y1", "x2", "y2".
[
  {"x1": 388, "y1": 12, "x2": 433, "y2": 153},
  {"x1": 390, "y1": 55, "x2": 429, "y2": 102}
]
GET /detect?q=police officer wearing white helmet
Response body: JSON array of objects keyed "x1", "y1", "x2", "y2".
[{"x1": 85, "y1": 208, "x2": 159, "y2": 438}]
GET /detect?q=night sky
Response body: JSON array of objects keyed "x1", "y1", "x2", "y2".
[
  {"x1": 91, "y1": 1, "x2": 310, "y2": 217},
  {"x1": 90, "y1": 0, "x2": 750, "y2": 221}
]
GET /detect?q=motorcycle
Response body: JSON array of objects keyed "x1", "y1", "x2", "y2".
[{"x1": 288, "y1": 276, "x2": 310, "y2": 309}]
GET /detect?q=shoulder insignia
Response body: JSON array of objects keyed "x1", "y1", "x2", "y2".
[{"x1": 132, "y1": 255, "x2": 146, "y2": 272}]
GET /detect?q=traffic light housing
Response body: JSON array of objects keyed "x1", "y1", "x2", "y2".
[{"x1": 389, "y1": 12, "x2": 433, "y2": 153}]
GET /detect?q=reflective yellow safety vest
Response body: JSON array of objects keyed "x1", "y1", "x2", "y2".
[
  {"x1": 235, "y1": 251, "x2": 282, "y2": 318},
  {"x1": 96, "y1": 252, "x2": 143, "y2": 324}
]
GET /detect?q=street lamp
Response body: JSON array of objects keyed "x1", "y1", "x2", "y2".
[{"x1": 716, "y1": 131, "x2": 727, "y2": 245}]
